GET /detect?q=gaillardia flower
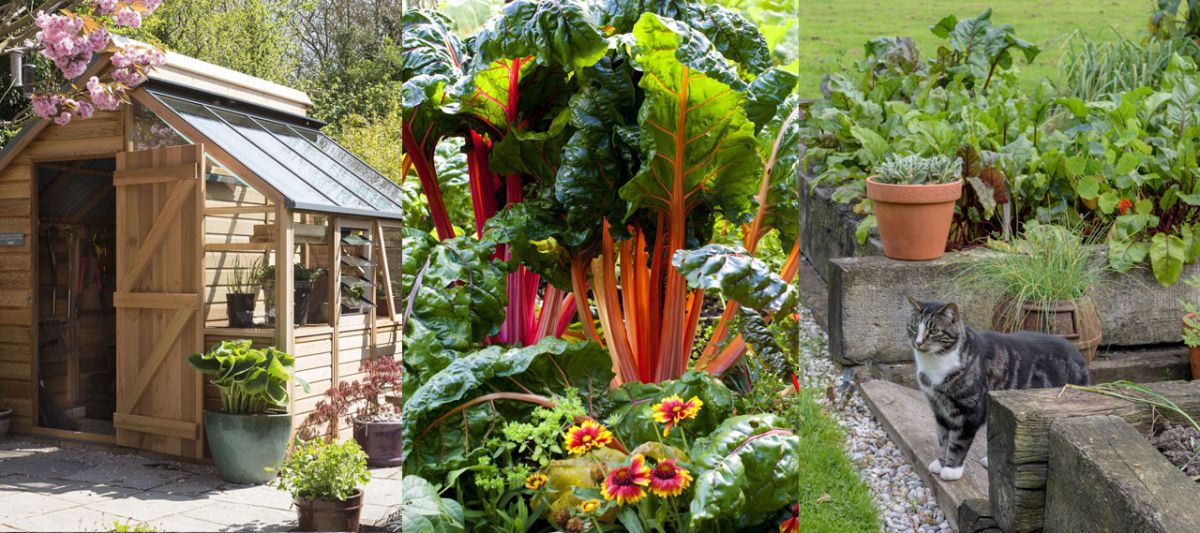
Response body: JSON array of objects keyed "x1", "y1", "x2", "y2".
[
  {"x1": 601, "y1": 454, "x2": 651, "y2": 505},
  {"x1": 564, "y1": 420, "x2": 614, "y2": 455},
  {"x1": 780, "y1": 503, "x2": 799, "y2": 533},
  {"x1": 647, "y1": 459, "x2": 692, "y2": 497},
  {"x1": 579, "y1": 499, "x2": 602, "y2": 514},
  {"x1": 525, "y1": 472, "x2": 547, "y2": 490},
  {"x1": 652, "y1": 395, "x2": 703, "y2": 436}
]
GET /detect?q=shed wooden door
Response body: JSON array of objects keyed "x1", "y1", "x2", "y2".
[{"x1": 113, "y1": 144, "x2": 205, "y2": 458}]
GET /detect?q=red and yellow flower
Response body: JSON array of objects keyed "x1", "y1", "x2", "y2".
[
  {"x1": 652, "y1": 395, "x2": 703, "y2": 436},
  {"x1": 524, "y1": 472, "x2": 547, "y2": 490},
  {"x1": 564, "y1": 420, "x2": 614, "y2": 455},
  {"x1": 647, "y1": 458, "x2": 692, "y2": 497},
  {"x1": 601, "y1": 454, "x2": 651, "y2": 505},
  {"x1": 780, "y1": 503, "x2": 799, "y2": 533},
  {"x1": 579, "y1": 498, "x2": 602, "y2": 514}
]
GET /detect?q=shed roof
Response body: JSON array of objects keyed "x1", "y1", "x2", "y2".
[{"x1": 145, "y1": 81, "x2": 404, "y2": 220}]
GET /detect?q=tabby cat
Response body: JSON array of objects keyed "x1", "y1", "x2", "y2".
[{"x1": 906, "y1": 297, "x2": 1090, "y2": 481}]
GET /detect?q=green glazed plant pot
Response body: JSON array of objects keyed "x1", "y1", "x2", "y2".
[{"x1": 205, "y1": 410, "x2": 292, "y2": 484}]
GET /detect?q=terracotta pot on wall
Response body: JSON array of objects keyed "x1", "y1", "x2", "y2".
[
  {"x1": 992, "y1": 297, "x2": 1103, "y2": 364},
  {"x1": 1184, "y1": 313, "x2": 1200, "y2": 380},
  {"x1": 866, "y1": 177, "x2": 962, "y2": 261}
]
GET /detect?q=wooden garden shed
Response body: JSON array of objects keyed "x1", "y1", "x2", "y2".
[{"x1": 0, "y1": 43, "x2": 403, "y2": 459}]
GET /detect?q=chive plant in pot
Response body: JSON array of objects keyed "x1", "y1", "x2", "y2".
[
  {"x1": 188, "y1": 340, "x2": 309, "y2": 484},
  {"x1": 956, "y1": 223, "x2": 1107, "y2": 363},
  {"x1": 867, "y1": 154, "x2": 964, "y2": 260},
  {"x1": 256, "y1": 264, "x2": 325, "y2": 326},
  {"x1": 1180, "y1": 275, "x2": 1200, "y2": 380},
  {"x1": 271, "y1": 438, "x2": 370, "y2": 532},
  {"x1": 225, "y1": 258, "x2": 257, "y2": 328}
]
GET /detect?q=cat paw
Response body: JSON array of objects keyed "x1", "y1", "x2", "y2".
[
  {"x1": 939, "y1": 465, "x2": 964, "y2": 481},
  {"x1": 928, "y1": 459, "x2": 942, "y2": 474},
  {"x1": 980, "y1": 457, "x2": 989, "y2": 469}
]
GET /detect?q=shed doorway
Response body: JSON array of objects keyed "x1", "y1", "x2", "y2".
[{"x1": 35, "y1": 158, "x2": 118, "y2": 436}]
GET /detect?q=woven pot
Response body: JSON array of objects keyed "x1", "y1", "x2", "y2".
[{"x1": 992, "y1": 296, "x2": 1102, "y2": 364}]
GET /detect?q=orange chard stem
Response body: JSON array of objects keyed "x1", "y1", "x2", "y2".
[{"x1": 570, "y1": 256, "x2": 602, "y2": 344}]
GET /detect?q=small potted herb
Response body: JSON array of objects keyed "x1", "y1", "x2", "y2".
[
  {"x1": 1181, "y1": 275, "x2": 1200, "y2": 380},
  {"x1": 955, "y1": 223, "x2": 1107, "y2": 363},
  {"x1": 225, "y1": 258, "x2": 257, "y2": 328},
  {"x1": 298, "y1": 357, "x2": 403, "y2": 466},
  {"x1": 340, "y1": 283, "x2": 371, "y2": 315},
  {"x1": 271, "y1": 438, "x2": 370, "y2": 532},
  {"x1": 188, "y1": 340, "x2": 308, "y2": 484},
  {"x1": 866, "y1": 154, "x2": 964, "y2": 260},
  {"x1": 256, "y1": 263, "x2": 325, "y2": 326}
]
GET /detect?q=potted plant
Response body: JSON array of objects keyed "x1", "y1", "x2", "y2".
[
  {"x1": 225, "y1": 258, "x2": 257, "y2": 328},
  {"x1": 271, "y1": 438, "x2": 370, "y2": 532},
  {"x1": 188, "y1": 340, "x2": 308, "y2": 484},
  {"x1": 340, "y1": 283, "x2": 371, "y2": 315},
  {"x1": 0, "y1": 400, "x2": 10, "y2": 439},
  {"x1": 298, "y1": 357, "x2": 403, "y2": 466},
  {"x1": 867, "y1": 154, "x2": 964, "y2": 260},
  {"x1": 1180, "y1": 275, "x2": 1200, "y2": 380},
  {"x1": 256, "y1": 263, "x2": 325, "y2": 326},
  {"x1": 956, "y1": 223, "x2": 1107, "y2": 363}
]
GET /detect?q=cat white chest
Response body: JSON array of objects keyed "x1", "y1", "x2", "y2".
[{"x1": 914, "y1": 347, "x2": 961, "y2": 395}]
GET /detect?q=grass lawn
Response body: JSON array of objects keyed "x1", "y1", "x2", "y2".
[
  {"x1": 796, "y1": 388, "x2": 881, "y2": 532},
  {"x1": 798, "y1": 0, "x2": 1149, "y2": 95}
]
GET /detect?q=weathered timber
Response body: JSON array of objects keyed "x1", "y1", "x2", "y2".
[
  {"x1": 988, "y1": 381, "x2": 1200, "y2": 533},
  {"x1": 1044, "y1": 415, "x2": 1200, "y2": 533},
  {"x1": 799, "y1": 173, "x2": 881, "y2": 281},
  {"x1": 860, "y1": 379, "x2": 989, "y2": 531}
]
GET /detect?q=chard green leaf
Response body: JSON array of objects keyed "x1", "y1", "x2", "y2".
[
  {"x1": 604, "y1": 370, "x2": 736, "y2": 448},
  {"x1": 752, "y1": 96, "x2": 803, "y2": 248},
  {"x1": 598, "y1": 0, "x2": 771, "y2": 76},
  {"x1": 688, "y1": 414, "x2": 801, "y2": 527},
  {"x1": 1150, "y1": 232, "x2": 1187, "y2": 285},
  {"x1": 850, "y1": 125, "x2": 889, "y2": 165},
  {"x1": 483, "y1": 199, "x2": 577, "y2": 290},
  {"x1": 855, "y1": 215, "x2": 876, "y2": 244},
  {"x1": 620, "y1": 13, "x2": 760, "y2": 224},
  {"x1": 402, "y1": 476, "x2": 466, "y2": 533},
  {"x1": 671, "y1": 244, "x2": 798, "y2": 315},
  {"x1": 472, "y1": 0, "x2": 608, "y2": 71},
  {"x1": 744, "y1": 68, "x2": 799, "y2": 131}
]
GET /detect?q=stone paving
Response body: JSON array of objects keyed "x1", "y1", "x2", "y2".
[{"x1": 0, "y1": 437, "x2": 402, "y2": 532}]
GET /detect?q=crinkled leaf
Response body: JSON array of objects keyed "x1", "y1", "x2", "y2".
[
  {"x1": 489, "y1": 107, "x2": 572, "y2": 183},
  {"x1": 744, "y1": 68, "x2": 799, "y2": 132},
  {"x1": 447, "y1": 56, "x2": 538, "y2": 132},
  {"x1": 738, "y1": 308, "x2": 791, "y2": 376},
  {"x1": 754, "y1": 96, "x2": 803, "y2": 247},
  {"x1": 620, "y1": 13, "x2": 760, "y2": 224},
  {"x1": 402, "y1": 476, "x2": 466, "y2": 533},
  {"x1": 472, "y1": 0, "x2": 608, "y2": 71},
  {"x1": 671, "y1": 244, "x2": 798, "y2": 315},
  {"x1": 688, "y1": 414, "x2": 801, "y2": 527},
  {"x1": 599, "y1": 0, "x2": 771, "y2": 77}
]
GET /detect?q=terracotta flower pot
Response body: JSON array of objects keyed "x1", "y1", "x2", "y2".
[
  {"x1": 1184, "y1": 313, "x2": 1200, "y2": 381},
  {"x1": 296, "y1": 489, "x2": 363, "y2": 532},
  {"x1": 866, "y1": 177, "x2": 962, "y2": 261},
  {"x1": 992, "y1": 296, "x2": 1103, "y2": 364}
]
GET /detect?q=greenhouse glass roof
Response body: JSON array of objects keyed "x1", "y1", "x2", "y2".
[{"x1": 145, "y1": 84, "x2": 403, "y2": 220}]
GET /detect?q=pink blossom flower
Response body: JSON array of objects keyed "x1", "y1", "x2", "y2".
[
  {"x1": 92, "y1": 0, "x2": 119, "y2": 14},
  {"x1": 75, "y1": 100, "x2": 94, "y2": 120},
  {"x1": 114, "y1": 7, "x2": 142, "y2": 28},
  {"x1": 87, "y1": 77, "x2": 121, "y2": 111},
  {"x1": 55, "y1": 112, "x2": 71, "y2": 125},
  {"x1": 31, "y1": 94, "x2": 59, "y2": 119},
  {"x1": 86, "y1": 28, "x2": 109, "y2": 52},
  {"x1": 141, "y1": 0, "x2": 163, "y2": 12}
]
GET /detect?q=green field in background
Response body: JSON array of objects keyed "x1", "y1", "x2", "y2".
[{"x1": 798, "y1": 0, "x2": 1150, "y2": 95}]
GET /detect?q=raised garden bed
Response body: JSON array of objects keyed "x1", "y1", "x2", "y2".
[{"x1": 987, "y1": 381, "x2": 1200, "y2": 532}]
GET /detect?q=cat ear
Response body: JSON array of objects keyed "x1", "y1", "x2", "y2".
[
  {"x1": 906, "y1": 295, "x2": 922, "y2": 310},
  {"x1": 938, "y1": 302, "x2": 960, "y2": 321}
]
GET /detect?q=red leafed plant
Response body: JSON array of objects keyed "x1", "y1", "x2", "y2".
[{"x1": 298, "y1": 357, "x2": 402, "y2": 440}]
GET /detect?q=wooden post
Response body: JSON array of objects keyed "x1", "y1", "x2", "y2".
[{"x1": 274, "y1": 206, "x2": 295, "y2": 416}]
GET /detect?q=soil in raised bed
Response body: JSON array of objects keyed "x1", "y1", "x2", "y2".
[{"x1": 1148, "y1": 422, "x2": 1200, "y2": 481}]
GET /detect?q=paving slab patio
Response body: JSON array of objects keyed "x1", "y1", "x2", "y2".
[{"x1": 0, "y1": 437, "x2": 402, "y2": 532}]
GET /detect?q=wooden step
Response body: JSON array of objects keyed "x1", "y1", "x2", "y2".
[{"x1": 859, "y1": 379, "x2": 992, "y2": 532}]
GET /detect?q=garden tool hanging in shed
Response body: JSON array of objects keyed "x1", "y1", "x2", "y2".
[{"x1": 39, "y1": 227, "x2": 68, "y2": 356}]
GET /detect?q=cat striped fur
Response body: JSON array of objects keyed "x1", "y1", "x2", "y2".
[{"x1": 906, "y1": 297, "x2": 1091, "y2": 481}]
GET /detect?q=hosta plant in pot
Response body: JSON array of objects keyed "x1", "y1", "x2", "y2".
[
  {"x1": 1181, "y1": 275, "x2": 1200, "y2": 380},
  {"x1": 271, "y1": 438, "x2": 370, "y2": 533},
  {"x1": 867, "y1": 154, "x2": 964, "y2": 260},
  {"x1": 188, "y1": 340, "x2": 308, "y2": 484},
  {"x1": 956, "y1": 223, "x2": 1108, "y2": 363}
]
